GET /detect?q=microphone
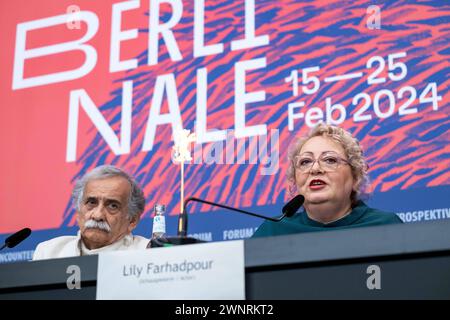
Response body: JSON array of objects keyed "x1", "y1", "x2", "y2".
[
  {"x1": 182, "y1": 194, "x2": 305, "y2": 224},
  {"x1": 0, "y1": 228, "x2": 32, "y2": 251},
  {"x1": 149, "y1": 195, "x2": 304, "y2": 248},
  {"x1": 281, "y1": 194, "x2": 306, "y2": 219}
]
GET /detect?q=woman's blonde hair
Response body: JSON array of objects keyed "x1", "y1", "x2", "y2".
[{"x1": 287, "y1": 123, "x2": 370, "y2": 205}]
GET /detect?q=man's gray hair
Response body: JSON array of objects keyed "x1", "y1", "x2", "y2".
[{"x1": 72, "y1": 165, "x2": 146, "y2": 220}]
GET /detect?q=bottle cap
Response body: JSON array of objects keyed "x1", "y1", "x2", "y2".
[{"x1": 154, "y1": 204, "x2": 166, "y2": 214}]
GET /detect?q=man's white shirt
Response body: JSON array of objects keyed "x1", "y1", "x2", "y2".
[{"x1": 32, "y1": 231, "x2": 149, "y2": 260}]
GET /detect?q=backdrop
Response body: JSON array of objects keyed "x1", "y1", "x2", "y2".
[{"x1": 1, "y1": 0, "x2": 449, "y2": 263}]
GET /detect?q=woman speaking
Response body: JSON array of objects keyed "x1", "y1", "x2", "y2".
[{"x1": 253, "y1": 124, "x2": 402, "y2": 237}]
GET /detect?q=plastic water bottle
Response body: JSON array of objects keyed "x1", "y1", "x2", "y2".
[{"x1": 151, "y1": 204, "x2": 166, "y2": 239}]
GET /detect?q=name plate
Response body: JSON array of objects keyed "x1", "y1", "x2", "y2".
[{"x1": 96, "y1": 240, "x2": 245, "y2": 300}]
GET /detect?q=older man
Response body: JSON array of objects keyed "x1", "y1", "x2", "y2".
[{"x1": 33, "y1": 165, "x2": 149, "y2": 260}]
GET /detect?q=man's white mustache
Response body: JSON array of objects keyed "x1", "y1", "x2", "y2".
[{"x1": 84, "y1": 219, "x2": 111, "y2": 232}]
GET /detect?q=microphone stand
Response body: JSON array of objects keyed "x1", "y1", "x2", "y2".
[
  {"x1": 183, "y1": 197, "x2": 290, "y2": 222},
  {"x1": 148, "y1": 195, "x2": 301, "y2": 248},
  {"x1": 148, "y1": 200, "x2": 206, "y2": 248}
]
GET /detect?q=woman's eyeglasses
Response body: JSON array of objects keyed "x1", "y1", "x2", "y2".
[{"x1": 294, "y1": 153, "x2": 350, "y2": 172}]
